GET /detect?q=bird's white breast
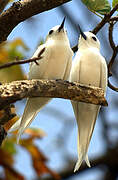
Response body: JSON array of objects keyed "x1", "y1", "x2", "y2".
[
  {"x1": 29, "y1": 40, "x2": 72, "y2": 80},
  {"x1": 73, "y1": 48, "x2": 102, "y2": 87},
  {"x1": 43, "y1": 43, "x2": 69, "y2": 79}
]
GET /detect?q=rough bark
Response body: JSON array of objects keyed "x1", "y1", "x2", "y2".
[
  {"x1": 0, "y1": 0, "x2": 71, "y2": 43},
  {"x1": 0, "y1": 104, "x2": 16, "y2": 125},
  {"x1": 0, "y1": 126, "x2": 7, "y2": 146},
  {"x1": 0, "y1": 79, "x2": 107, "y2": 110},
  {"x1": 0, "y1": 0, "x2": 9, "y2": 13}
]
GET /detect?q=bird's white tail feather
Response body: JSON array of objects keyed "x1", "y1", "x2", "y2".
[
  {"x1": 72, "y1": 101, "x2": 100, "y2": 171},
  {"x1": 74, "y1": 153, "x2": 84, "y2": 172},
  {"x1": 74, "y1": 147, "x2": 91, "y2": 172},
  {"x1": 85, "y1": 154, "x2": 91, "y2": 167},
  {"x1": 8, "y1": 97, "x2": 51, "y2": 143},
  {"x1": 17, "y1": 111, "x2": 37, "y2": 144},
  {"x1": 17, "y1": 97, "x2": 51, "y2": 143},
  {"x1": 74, "y1": 152, "x2": 91, "y2": 172}
]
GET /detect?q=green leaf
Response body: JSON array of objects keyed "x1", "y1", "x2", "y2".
[
  {"x1": 2, "y1": 138, "x2": 17, "y2": 156},
  {"x1": 112, "y1": 0, "x2": 118, "y2": 11},
  {"x1": 82, "y1": 0, "x2": 111, "y2": 15}
]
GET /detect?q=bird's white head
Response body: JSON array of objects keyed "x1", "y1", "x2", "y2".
[
  {"x1": 78, "y1": 25, "x2": 100, "y2": 50},
  {"x1": 45, "y1": 17, "x2": 69, "y2": 43}
]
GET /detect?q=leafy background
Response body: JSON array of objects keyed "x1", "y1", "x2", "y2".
[{"x1": 0, "y1": 0, "x2": 118, "y2": 180}]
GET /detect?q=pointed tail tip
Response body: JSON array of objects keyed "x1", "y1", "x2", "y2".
[
  {"x1": 74, "y1": 155, "x2": 91, "y2": 172},
  {"x1": 74, "y1": 160, "x2": 82, "y2": 172},
  {"x1": 85, "y1": 155, "x2": 91, "y2": 168},
  {"x1": 87, "y1": 161, "x2": 91, "y2": 168}
]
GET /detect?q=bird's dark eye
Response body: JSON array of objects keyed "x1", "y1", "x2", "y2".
[
  {"x1": 92, "y1": 36, "x2": 97, "y2": 41},
  {"x1": 49, "y1": 30, "x2": 54, "y2": 35}
]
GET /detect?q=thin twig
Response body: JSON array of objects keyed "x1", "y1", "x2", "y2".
[
  {"x1": 108, "y1": 49, "x2": 118, "y2": 77},
  {"x1": 107, "y1": 21, "x2": 118, "y2": 92},
  {"x1": 107, "y1": 22, "x2": 118, "y2": 77},
  {"x1": 0, "y1": 56, "x2": 43, "y2": 70},
  {"x1": 108, "y1": 79, "x2": 118, "y2": 92},
  {"x1": 110, "y1": 16, "x2": 118, "y2": 21},
  {"x1": 108, "y1": 22, "x2": 116, "y2": 50},
  {"x1": 92, "y1": 4, "x2": 118, "y2": 34}
]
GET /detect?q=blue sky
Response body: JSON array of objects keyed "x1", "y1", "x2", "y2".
[{"x1": 6, "y1": 0, "x2": 118, "y2": 179}]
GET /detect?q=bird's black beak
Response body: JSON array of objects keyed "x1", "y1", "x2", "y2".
[
  {"x1": 58, "y1": 17, "x2": 66, "y2": 32},
  {"x1": 78, "y1": 24, "x2": 87, "y2": 40}
]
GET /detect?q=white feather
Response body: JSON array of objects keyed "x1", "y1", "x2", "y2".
[
  {"x1": 9, "y1": 22, "x2": 73, "y2": 143},
  {"x1": 70, "y1": 31, "x2": 107, "y2": 171}
]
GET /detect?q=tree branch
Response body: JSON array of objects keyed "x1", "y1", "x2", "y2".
[
  {"x1": 108, "y1": 22, "x2": 116, "y2": 50},
  {"x1": 108, "y1": 80, "x2": 118, "y2": 92},
  {"x1": 110, "y1": 16, "x2": 118, "y2": 21},
  {"x1": 0, "y1": 126, "x2": 7, "y2": 146},
  {"x1": 107, "y1": 22, "x2": 118, "y2": 92},
  {"x1": 0, "y1": 47, "x2": 45, "y2": 69},
  {"x1": 0, "y1": 104, "x2": 16, "y2": 125},
  {"x1": 108, "y1": 22, "x2": 117, "y2": 77},
  {"x1": 92, "y1": 4, "x2": 118, "y2": 34},
  {"x1": 0, "y1": 0, "x2": 9, "y2": 13},
  {"x1": 0, "y1": 0, "x2": 71, "y2": 43},
  {"x1": 0, "y1": 79, "x2": 107, "y2": 110}
]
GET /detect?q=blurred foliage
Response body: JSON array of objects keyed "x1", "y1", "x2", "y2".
[
  {"x1": 112, "y1": 0, "x2": 118, "y2": 9},
  {"x1": 0, "y1": 39, "x2": 28, "y2": 83},
  {"x1": 82, "y1": 0, "x2": 111, "y2": 15},
  {"x1": 0, "y1": 0, "x2": 118, "y2": 180},
  {"x1": 0, "y1": 127, "x2": 60, "y2": 180}
]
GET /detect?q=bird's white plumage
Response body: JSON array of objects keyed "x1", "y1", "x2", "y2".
[
  {"x1": 70, "y1": 31, "x2": 107, "y2": 171},
  {"x1": 9, "y1": 22, "x2": 73, "y2": 142}
]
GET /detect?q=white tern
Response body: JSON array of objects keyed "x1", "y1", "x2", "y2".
[
  {"x1": 9, "y1": 17, "x2": 73, "y2": 142},
  {"x1": 70, "y1": 25, "x2": 107, "y2": 172}
]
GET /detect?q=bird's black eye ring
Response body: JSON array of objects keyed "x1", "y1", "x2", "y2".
[
  {"x1": 49, "y1": 30, "x2": 54, "y2": 35},
  {"x1": 92, "y1": 36, "x2": 97, "y2": 41}
]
